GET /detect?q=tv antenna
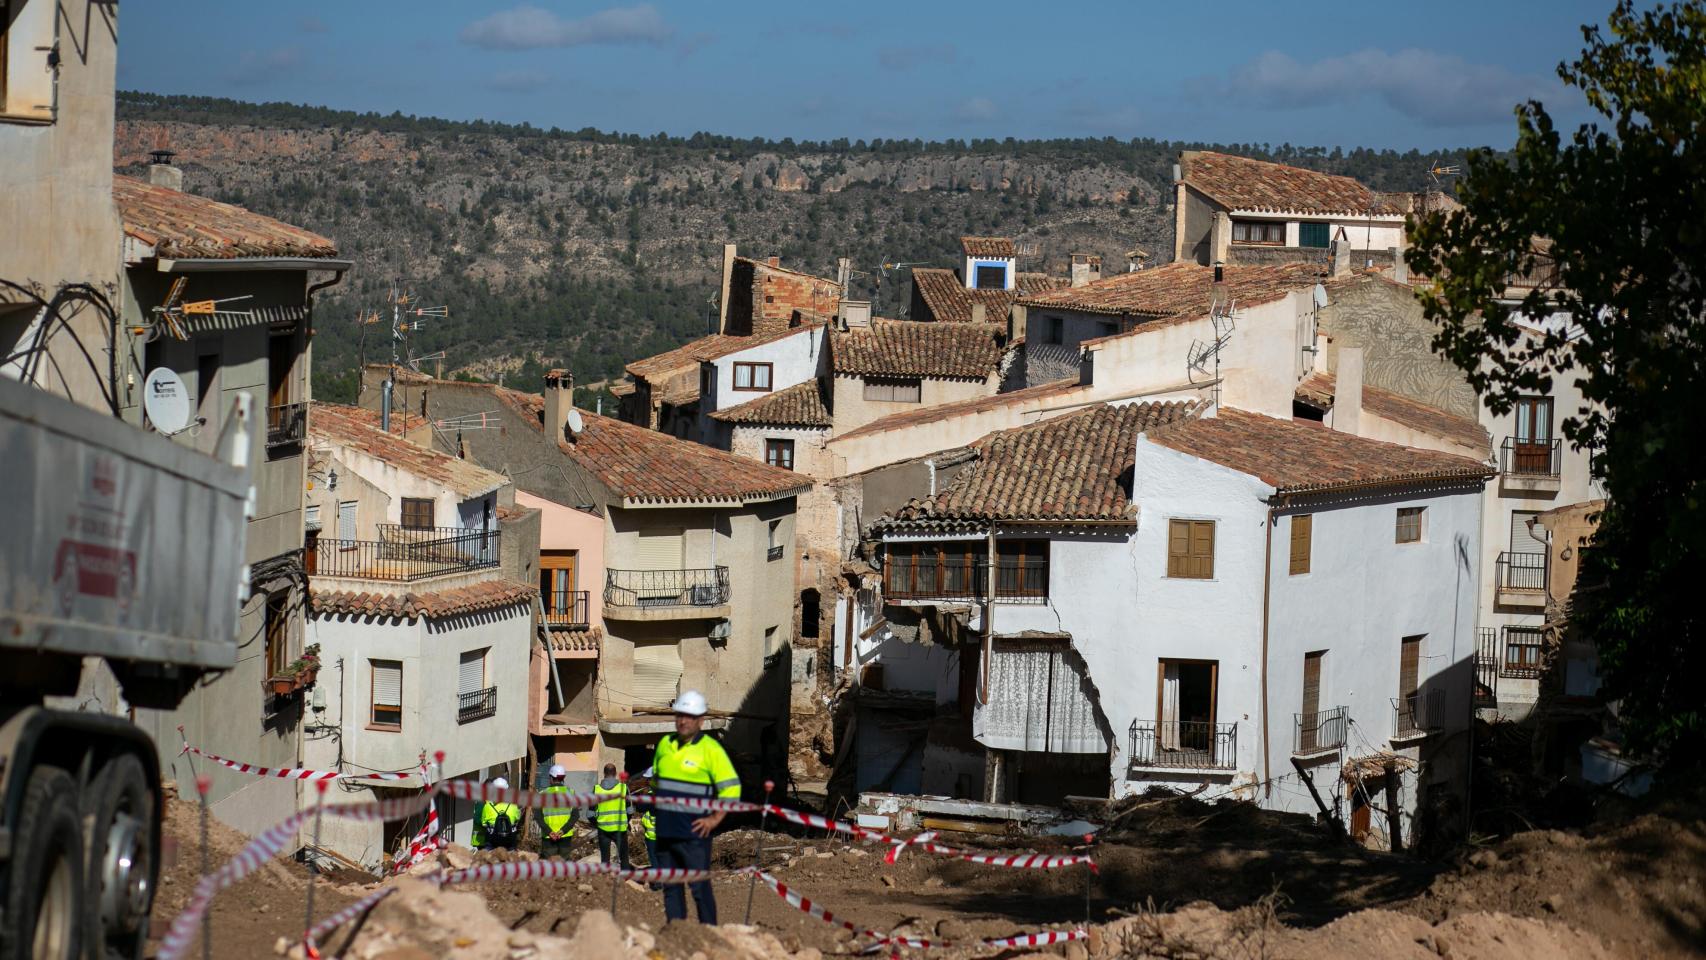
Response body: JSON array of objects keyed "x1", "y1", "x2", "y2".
[
  {"x1": 380, "y1": 280, "x2": 448, "y2": 431},
  {"x1": 1186, "y1": 264, "x2": 1237, "y2": 408},
  {"x1": 879, "y1": 259, "x2": 932, "y2": 318},
  {"x1": 1427, "y1": 163, "x2": 1461, "y2": 185},
  {"x1": 139, "y1": 277, "x2": 254, "y2": 341}
]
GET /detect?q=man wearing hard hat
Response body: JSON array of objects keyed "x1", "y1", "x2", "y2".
[
  {"x1": 538, "y1": 764, "x2": 577, "y2": 860},
  {"x1": 650, "y1": 689, "x2": 739, "y2": 923},
  {"x1": 473, "y1": 777, "x2": 521, "y2": 851}
]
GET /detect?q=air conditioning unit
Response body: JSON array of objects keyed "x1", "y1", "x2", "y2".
[
  {"x1": 708, "y1": 619, "x2": 731, "y2": 640},
  {"x1": 691, "y1": 584, "x2": 718, "y2": 606}
]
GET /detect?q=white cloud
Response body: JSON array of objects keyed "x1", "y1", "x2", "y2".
[
  {"x1": 1206, "y1": 48, "x2": 1554, "y2": 128},
  {"x1": 460, "y1": 4, "x2": 672, "y2": 51}
]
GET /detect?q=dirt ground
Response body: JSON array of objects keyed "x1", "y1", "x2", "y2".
[{"x1": 148, "y1": 790, "x2": 1706, "y2": 959}]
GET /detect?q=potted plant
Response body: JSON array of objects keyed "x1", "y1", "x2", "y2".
[{"x1": 266, "y1": 644, "x2": 322, "y2": 696}]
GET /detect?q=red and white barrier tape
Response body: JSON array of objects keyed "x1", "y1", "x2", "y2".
[
  {"x1": 433, "y1": 778, "x2": 603, "y2": 811},
  {"x1": 882, "y1": 829, "x2": 939, "y2": 865},
  {"x1": 917, "y1": 842, "x2": 1098, "y2": 873},
  {"x1": 756, "y1": 871, "x2": 889, "y2": 943},
  {"x1": 179, "y1": 742, "x2": 416, "y2": 782},
  {"x1": 762, "y1": 804, "x2": 902, "y2": 845},
  {"x1": 982, "y1": 929, "x2": 1090, "y2": 948},
  {"x1": 392, "y1": 763, "x2": 442, "y2": 875},
  {"x1": 303, "y1": 884, "x2": 398, "y2": 956},
  {"x1": 442, "y1": 859, "x2": 712, "y2": 886}
]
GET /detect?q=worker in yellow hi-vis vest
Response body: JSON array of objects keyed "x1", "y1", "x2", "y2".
[
  {"x1": 538, "y1": 764, "x2": 577, "y2": 860},
  {"x1": 592, "y1": 763, "x2": 632, "y2": 869},
  {"x1": 651, "y1": 690, "x2": 739, "y2": 923}
]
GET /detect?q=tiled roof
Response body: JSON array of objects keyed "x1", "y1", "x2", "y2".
[
  {"x1": 831, "y1": 377, "x2": 1083, "y2": 443},
  {"x1": 625, "y1": 324, "x2": 821, "y2": 381},
  {"x1": 1294, "y1": 372, "x2": 1489, "y2": 455},
  {"x1": 309, "y1": 579, "x2": 535, "y2": 621},
  {"x1": 1147, "y1": 409, "x2": 1493, "y2": 495},
  {"x1": 880, "y1": 401, "x2": 1202, "y2": 526},
  {"x1": 911, "y1": 268, "x2": 1066, "y2": 324},
  {"x1": 833, "y1": 320, "x2": 1003, "y2": 381},
  {"x1": 1179, "y1": 151, "x2": 1412, "y2": 217},
  {"x1": 548, "y1": 625, "x2": 602, "y2": 652},
  {"x1": 961, "y1": 236, "x2": 1016, "y2": 257},
  {"x1": 112, "y1": 174, "x2": 339, "y2": 260},
  {"x1": 309, "y1": 403, "x2": 507, "y2": 498},
  {"x1": 710, "y1": 380, "x2": 831, "y2": 428},
  {"x1": 1020, "y1": 261, "x2": 1324, "y2": 319},
  {"x1": 555, "y1": 409, "x2": 810, "y2": 504}
]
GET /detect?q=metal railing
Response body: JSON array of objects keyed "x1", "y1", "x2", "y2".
[
  {"x1": 1392, "y1": 689, "x2": 1445, "y2": 737},
  {"x1": 1293, "y1": 706, "x2": 1347, "y2": 754},
  {"x1": 543, "y1": 589, "x2": 591, "y2": 628},
  {"x1": 604, "y1": 567, "x2": 730, "y2": 608},
  {"x1": 882, "y1": 558, "x2": 1049, "y2": 603},
  {"x1": 1496, "y1": 552, "x2": 1547, "y2": 592},
  {"x1": 1501, "y1": 627, "x2": 1546, "y2": 678},
  {"x1": 1500, "y1": 437, "x2": 1561, "y2": 477},
  {"x1": 457, "y1": 686, "x2": 496, "y2": 724},
  {"x1": 1475, "y1": 627, "x2": 1500, "y2": 706},
  {"x1": 767, "y1": 545, "x2": 785, "y2": 562},
  {"x1": 266, "y1": 401, "x2": 307, "y2": 449},
  {"x1": 1129, "y1": 719, "x2": 1237, "y2": 769},
  {"x1": 312, "y1": 527, "x2": 500, "y2": 582}
]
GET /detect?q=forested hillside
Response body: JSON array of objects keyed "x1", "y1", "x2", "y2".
[{"x1": 114, "y1": 92, "x2": 1470, "y2": 402}]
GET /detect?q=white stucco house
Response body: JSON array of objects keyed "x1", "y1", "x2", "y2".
[
  {"x1": 857, "y1": 403, "x2": 1491, "y2": 846},
  {"x1": 695, "y1": 322, "x2": 828, "y2": 447}
]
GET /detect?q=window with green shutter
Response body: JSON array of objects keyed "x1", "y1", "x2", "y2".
[{"x1": 1298, "y1": 222, "x2": 1330, "y2": 248}]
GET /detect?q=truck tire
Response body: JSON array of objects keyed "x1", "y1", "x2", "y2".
[
  {"x1": 83, "y1": 756, "x2": 154, "y2": 960},
  {"x1": 1, "y1": 765, "x2": 84, "y2": 960}
]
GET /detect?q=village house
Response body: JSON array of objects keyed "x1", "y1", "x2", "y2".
[
  {"x1": 830, "y1": 318, "x2": 1007, "y2": 434},
  {"x1": 301, "y1": 403, "x2": 538, "y2": 863},
  {"x1": 906, "y1": 236, "x2": 1068, "y2": 325}
]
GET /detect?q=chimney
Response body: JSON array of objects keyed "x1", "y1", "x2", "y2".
[
  {"x1": 767, "y1": 256, "x2": 780, "y2": 268},
  {"x1": 1070, "y1": 254, "x2": 1102, "y2": 288},
  {"x1": 717, "y1": 243, "x2": 736, "y2": 334},
  {"x1": 1330, "y1": 239, "x2": 1353, "y2": 279},
  {"x1": 542, "y1": 368, "x2": 574, "y2": 447},
  {"x1": 1334, "y1": 347, "x2": 1363, "y2": 437},
  {"x1": 147, "y1": 149, "x2": 183, "y2": 192},
  {"x1": 1209, "y1": 211, "x2": 1232, "y2": 266},
  {"x1": 970, "y1": 302, "x2": 986, "y2": 325},
  {"x1": 836, "y1": 257, "x2": 852, "y2": 292},
  {"x1": 1388, "y1": 246, "x2": 1408, "y2": 284}
]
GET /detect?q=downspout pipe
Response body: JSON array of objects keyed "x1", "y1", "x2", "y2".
[{"x1": 1260, "y1": 499, "x2": 1279, "y2": 799}]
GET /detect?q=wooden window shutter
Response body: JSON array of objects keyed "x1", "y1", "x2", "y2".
[
  {"x1": 1189, "y1": 521, "x2": 1215, "y2": 579},
  {"x1": 1302, "y1": 651, "x2": 1323, "y2": 717},
  {"x1": 1289, "y1": 514, "x2": 1312, "y2": 575},
  {"x1": 1399, "y1": 636, "x2": 1422, "y2": 698},
  {"x1": 1167, "y1": 520, "x2": 1189, "y2": 578}
]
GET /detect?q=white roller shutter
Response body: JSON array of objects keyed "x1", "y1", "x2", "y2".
[
  {"x1": 1510, "y1": 511, "x2": 1546, "y2": 555},
  {"x1": 338, "y1": 501, "x2": 358, "y2": 541},
  {"x1": 632, "y1": 641, "x2": 683, "y2": 709},
  {"x1": 635, "y1": 528, "x2": 684, "y2": 570},
  {"x1": 373, "y1": 660, "x2": 402, "y2": 707},
  {"x1": 458, "y1": 649, "x2": 487, "y2": 695}
]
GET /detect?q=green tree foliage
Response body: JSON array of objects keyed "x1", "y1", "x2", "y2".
[{"x1": 1407, "y1": 1, "x2": 1705, "y2": 766}]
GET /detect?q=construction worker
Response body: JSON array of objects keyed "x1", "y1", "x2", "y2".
[
  {"x1": 539, "y1": 764, "x2": 577, "y2": 860},
  {"x1": 592, "y1": 763, "x2": 632, "y2": 869},
  {"x1": 651, "y1": 690, "x2": 739, "y2": 924},
  {"x1": 475, "y1": 777, "x2": 521, "y2": 851}
]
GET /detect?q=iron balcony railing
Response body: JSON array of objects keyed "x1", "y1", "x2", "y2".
[
  {"x1": 1496, "y1": 552, "x2": 1547, "y2": 592},
  {"x1": 604, "y1": 567, "x2": 730, "y2": 608},
  {"x1": 313, "y1": 526, "x2": 500, "y2": 582},
  {"x1": 543, "y1": 589, "x2": 591, "y2": 628},
  {"x1": 1475, "y1": 627, "x2": 1500, "y2": 707},
  {"x1": 457, "y1": 686, "x2": 497, "y2": 724},
  {"x1": 1500, "y1": 626, "x2": 1546, "y2": 679},
  {"x1": 1129, "y1": 719, "x2": 1237, "y2": 770},
  {"x1": 1392, "y1": 689, "x2": 1446, "y2": 738},
  {"x1": 767, "y1": 545, "x2": 785, "y2": 562},
  {"x1": 1500, "y1": 437, "x2": 1562, "y2": 477},
  {"x1": 882, "y1": 558, "x2": 1049, "y2": 604},
  {"x1": 1293, "y1": 706, "x2": 1348, "y2": 754},
  {"x1": 266, "y1": 401, "x2": 307, "y2": 449}
]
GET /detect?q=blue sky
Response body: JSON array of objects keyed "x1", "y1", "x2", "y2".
[{"x1": 118, "y1": 1, "x2": 1609, "y2": 149}]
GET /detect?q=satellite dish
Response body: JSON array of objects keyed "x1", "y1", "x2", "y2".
[
  {"x1": 565, "y1": 408, "x2": 584, "y2": 436},
  {"x1": 1312, "y1": 284, "x2": 1330, "y2": 310},
  {"x1": 142, "y1": 367, "x2": 192, "y2": 434}
]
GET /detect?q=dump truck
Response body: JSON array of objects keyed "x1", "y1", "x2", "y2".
[{"x1": 0, "y1": 374, "x2": 253, "y2": 960}]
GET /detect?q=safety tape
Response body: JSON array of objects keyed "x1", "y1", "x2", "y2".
[
  {"x1": 916, "y1": 842, "x2": 1099, "y2": 872},
  {"x1": 303, "y1": 884, "x2": 398, "y2": 956},
  {"x1": 393, "y1": 763, "x2": 442, "y2": 875},
  {"x1": 434, "y1": 779, "x2": 764, "y2": 815},
  {"x1": 882, "y1": 830, "x2": 939, "y2": 865},
  {"x1": 755, "y1": 870, "x2": 889, "y2": 943},
  {"x1": 442, "y1": 859, "x2": 713, "y2": 886},
  {"x1": 178, "y1": 738, "x2": 417, "y2": 782},
  {"x1": 762, "y1": 804, "x2": 904, "y2": 845}
]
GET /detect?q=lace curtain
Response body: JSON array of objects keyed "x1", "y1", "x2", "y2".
[{"x1": 974, "y1": 641, "x2": 1108, "y2": 754}]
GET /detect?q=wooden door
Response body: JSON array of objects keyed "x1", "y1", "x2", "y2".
[
  {"x1": 1301, "y1": 651, "x2": 1323, "y2": 750},
  {"x1": 540, "y1": 551, "x2": 578, "y2": 619},
  {"x1": 1512, "y1": 397, "x2": 1553, "y2": 471}
]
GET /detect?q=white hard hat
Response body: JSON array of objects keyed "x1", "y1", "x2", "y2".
[
  {"x1": 642, "y1": 767, "x2": 655, "y2": 778},
  {"x1": 491, "y1": 777, "x2": 509, "y2": 790},
  {"x1": 548, "y1": 764, "x2": 567, "y2": 779},
  {"x1": 670, "y1": 689, "x2": 708, "y2": 716}
]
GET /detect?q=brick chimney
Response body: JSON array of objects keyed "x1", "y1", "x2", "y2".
[
  {"x1": 1330, "y1": 239, "x2": 1354, "y2": 279},
  {"x1": 1334, "y1": 347, "x2": 1363, "y2": 437},
  {"x1": 1070, "y1": 254, "x2": 1102, "y2": 288},
  {"x1": 543, "y1": 369, "x2": 574, "y2": 447}
]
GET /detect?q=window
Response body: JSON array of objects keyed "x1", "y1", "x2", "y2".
[
  {"x1": 765, "y1": 438, "x2": 795, "y2": 470},
  {"x1": 1231, "y1": 220, "x2": 1285, "y2": 244},
  {"x1": 1298, "y1": 222, "x2": 1330, "y2": 248},
  {"x1": 862, "y1": 377, "x2": 922, "y2": 403},
  {"x1": 764, "y1": 626, "x2": 778, "y2": 657},
  {"x1": 1, "y1": 0, "x2": 55, "y2": 122},
  {"x1": 732, "y1": 361, "x2": 773, "y2": 392},
  {"x1": 995, "y1": 540, "x2": 1049, "y2": 599},
  {"x1": 264, "y1": 593, "x2": 289, "y2": 679},
  {"x1": 1395, "y1": 507, "x2": 1425, "y2": 544},
  {"x1": 458, "y1": 648, "x2": 487, "y2": 696},
  {"x1": 400, "y1": 498, "x2": 434, "y2": 530},
  {"x1": 370, "y1": 659, "x2": 403, "y2": 730},
  {"x1": 974, "y1": 264, "x2": 1007, "y2": 290},
  {"x1": 767, "y1": 520, "x2": 783, "y2": 561},
  {"x1": 1150, "y1": 659, "x2": 1226, "y2": 765},
  {"x1": 1397, "y1": 635, "x2": 1423, "y2": 733},
  {"x1": 1502, "y1": 626, "x2": 1544, "y2": 678},
  {"x1": 884, "y1": 541, "x2": 981, "y2": 598},
  {"x1": 1288, "y1": 514, "x2": 1312, "y2": 575},
  {"x1": 540, "y1": 551, "x2": 581, "y2": 623},
  {"x1": 1097, "y1": 321, "x2": 1119, "y2": 338},
  {"x1": 1299, "y1": 650, "x2": 1325, "y2": 749},
  {"x1": 337, "y1": 500, "x2": 358, "y2": 541},
  {"x1": 1046, "y1": 317, "x2": 1064, "y2": 345},
  {"x1": 1510, "y1": 396, "x2": 1555, "y2": 473},
  {"x1": 1167, "y1": 520, "x2": 1215, "y2": 579}
]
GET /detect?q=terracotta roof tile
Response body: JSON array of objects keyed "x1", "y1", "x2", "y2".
[
  {"x1": 710, "y1": 380, "x2": 831, "y2": 427},
  {"x1": 960, "y1": 236, "x2": 1016, "y2": 257},
  {"x1": 310, "y1": 403, "x2": 507, "y2": 498},
  {"x1": 833, "y1": 320, "x2": 1002, "y2": 380},
  {"x1": 1294, "y1": 372, "x2": 1489, "y2": 455},
  {"x1": 113, "y1": 174, "x2": 339, "y2": 260},
  {"x1": 1147, "y1": 408, "x2": 1493, "y2": 495},
  {"x1": 1020, "y1": 261, "x2": 1324, "y2": 319},
  {"x1": 548, "y1": 625, "x2": 602, "y2": 652},
  {"x1": 557, "y1": 410, "x2": 810, "y2": 504},
  {"x1": 911, "y1": 268, "x2": 1065, "y2": 324},
  {"x1": 309, "y1": 579, "x2": 535, "y2": 621},
  {"x1": 831, "y1": 377, "x2": 1083, "y2": 443},
  {"x1": 1179, "y1": 151, "x2": 1413, "y2": 217},
  {"x1": 879, "y1": 401, "x2": 1203, "y2": 526},
  {"x1": 625, "y1": 324, "x2": 821, "y2": 381}
]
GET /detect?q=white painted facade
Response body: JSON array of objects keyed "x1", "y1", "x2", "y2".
[
  {"x1": 698, "y1": 325, "x2": 828, "y2": 444},
  {"x1": 963, "y1": 254, "x2": 1016, "y2": 291}
]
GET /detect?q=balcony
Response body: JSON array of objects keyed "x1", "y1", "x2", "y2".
[
  {"x1": 542, "y1": 589, "x2": 591, "y2": 629},
  {"x1": 1392, "y1": 689, "x2": 1445, "y2": 742},
  {"x1": 1129, "y1": 719, "x2": 1237, "y2": 772},
  {"x1": 1499, "y1": 437, "x2": 1562, "y2": 494},
  {"x1": 266, "y1": 401, "x2": 306, "y2": 452},
  {"x1": 604, "y1": 567, "x2": 730, "y2": 620},
  {"x1": 312, "y1": 525, "x2": 500, "y2": 582},
  {"x1": 1475, "y1": 627, "x2": 1500, "y2": 708},
  {"x1": 1495, "y1": 551, "x2": 1547, "y2": 607},
  {"x1": 882, "y1": 558, "x2": 1049, "y2": 605},
  {"x1": 1293, "y1": 706, "x2": 1347, "y2": 756},
  {"x1": 457, "y1": 686, "x2": 497, "y2": 724}
]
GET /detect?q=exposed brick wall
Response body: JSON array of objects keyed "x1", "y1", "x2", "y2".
[{"x1": 727, "y1": 258, "x2": 841, "y2": 337}]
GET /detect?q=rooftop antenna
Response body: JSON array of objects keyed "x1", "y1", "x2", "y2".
[
  {"x1": 879, "y1": 259, "x2": 931, "y2": 319},
  {"x1": 1427, "y1": 163, "x2": 1461, "y2": 186},
  {"x1": 140, "y1": 276, "x2": 254, "y2": 341},
  {"x1": 381, "y1": 280, "x2": 447, "y2": 432},
  {"x1": 1186, "y1": 261, "x2": 1236, "y2": 408}
]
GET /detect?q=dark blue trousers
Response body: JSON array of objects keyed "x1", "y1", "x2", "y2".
[{"x1": 654, "y1": 835, "x2": 716, "y2": 923}]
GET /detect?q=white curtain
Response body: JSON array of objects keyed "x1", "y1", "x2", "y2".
[
  {"x1": 974, "y1": 641, "x2": 1107, "y2": 754},
  {"x1": 1161, "y1": 663, "x2": 1181, "y2": 749}
]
